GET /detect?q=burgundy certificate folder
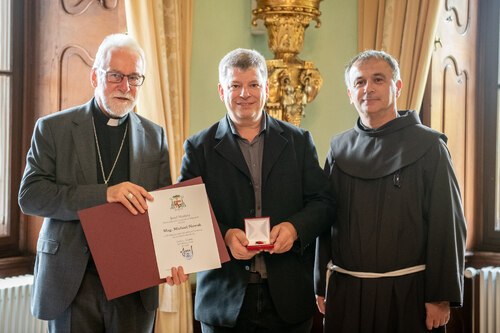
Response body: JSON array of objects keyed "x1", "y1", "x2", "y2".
[{"x1": 78, "y1": 177, "x2": 229, "y2": 300}]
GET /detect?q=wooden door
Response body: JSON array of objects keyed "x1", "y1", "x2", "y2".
[
  {"x1": 425, "y1": 0, "x2": 477, "y2": 249},
  {"x1": 23, "y1": 0, "x2": 126, "y2": 253},
  {"x1": 423, "y1": 2, "x2": 479, "y2": 332}
]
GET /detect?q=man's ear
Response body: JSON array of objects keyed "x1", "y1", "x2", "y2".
[
  {"x1": 90, "y1": 69, "x2": 98, "y2": 88},
  {"x1": 347, "y1": 88, "x2": 354, "y2": 105},
  {"x1": 395, "y1": 79, "x2": 403, "y2": 98},
  {"x1": 217, "y1": 83, "x2": 225, "y2": 102}
]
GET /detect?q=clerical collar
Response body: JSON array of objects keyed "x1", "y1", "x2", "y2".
[{"x1": 92, "y1": 98, "x2": 129, "y2": 126}]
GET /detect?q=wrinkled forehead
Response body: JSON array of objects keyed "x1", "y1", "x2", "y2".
[
  {"x1": 104, "y1": 48, "x2": 145, "y2": 73},
  {"x1": 349, "y1": 58, "x2": 392, "y2": 78}
]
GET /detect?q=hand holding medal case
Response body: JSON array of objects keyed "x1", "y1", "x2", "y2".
[{"x1": 245, "y1": 217, "x2": 274, "y2": 250}]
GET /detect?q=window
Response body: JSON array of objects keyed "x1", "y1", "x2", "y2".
[
  {"x1": 0, "y1": 0, "x2": 23, "y2": 258},
  {"x1": 479, "y1": 0, "x2": 500, "y2": 251},
  {"x1": 497, "y1": 14, "x2": 500, "y2": 231},
  {"x1": 0, "y1": 0, "x2": 12, "y2": 237}
]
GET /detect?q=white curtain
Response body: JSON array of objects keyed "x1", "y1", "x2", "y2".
[
  {"x1": 358, "y1": 0, "x2": 442, "y2": 110},
  {"x1": 124, "y1": 1, "x2": 194, "y2": 332}
]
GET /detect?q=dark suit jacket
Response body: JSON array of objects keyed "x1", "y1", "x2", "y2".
[
  {"x1": 179, "y1": 113, "x2": 333, "y2": 327},
  {"x1": 18, "y1": 99, "x2": 171, "y2": 320}
]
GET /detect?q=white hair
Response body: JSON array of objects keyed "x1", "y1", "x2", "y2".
[{"x1": 92, "y1": 33, "x2": 146, "y2": 71}]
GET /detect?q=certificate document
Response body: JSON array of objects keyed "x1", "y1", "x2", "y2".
[
  {"x1": 148, "y1": 183, "x2": 221, "y2": 277},
  {"x1": 79, "y1": 177, "x2": 228, "y2": 300}
]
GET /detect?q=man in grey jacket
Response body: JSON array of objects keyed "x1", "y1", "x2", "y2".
[{"x1": 19, "y1": 34, "x2": 187, "y2": 333}]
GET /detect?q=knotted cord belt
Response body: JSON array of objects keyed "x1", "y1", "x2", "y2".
[{"x1": 327, "y1": 262, "x2": 426, "y2": 278}]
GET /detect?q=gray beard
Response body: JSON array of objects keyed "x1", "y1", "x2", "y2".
[{"x1": 102, "y1": 100, "x2": 135, "y2": 118}]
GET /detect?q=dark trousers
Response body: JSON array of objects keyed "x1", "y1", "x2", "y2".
[
  {"x1": 201, "y1": 281, "x2": 313, "y2": 333},
  {"x1": 48, "y1": 267, "x2": 155, "y2": 333}
]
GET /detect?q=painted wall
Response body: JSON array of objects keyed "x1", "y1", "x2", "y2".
[{"x1": 190, "y1": 0, "x2": 358, "y2": 161}]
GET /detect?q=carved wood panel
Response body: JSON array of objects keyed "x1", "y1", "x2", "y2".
[
  {"x1": 425, "y1": 1, "x2": 478, "y2": 332},
  {"x1": 29, "y1": 0, "x2": 126, "y2": 119},
  {"x1": 59, "y1": 45, "x2": 95, "y2": 110},
  {"x1": 25, "y1": 0, "x2": 126, "y2": 253},
  {"x1": 428, "y1": 0, "x2": 477, "y2": 249},
  {"x1": 442, "y1": 57, "x2": 468, "y2": 192}
]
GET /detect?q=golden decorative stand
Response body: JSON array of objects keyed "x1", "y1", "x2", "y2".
[{"x1": 252, "y1": 0, "x2": 323, "y2": 127}]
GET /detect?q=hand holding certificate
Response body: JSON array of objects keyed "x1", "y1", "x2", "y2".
[{"x1": 78, "y1": 177, "x2": 229, "y2": 300}]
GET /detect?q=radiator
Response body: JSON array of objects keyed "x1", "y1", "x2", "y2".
[
  {"x1": 0, "y1": 274, "x2": 47, "y2": 333},
  {"x1": 465, "y1": 266, "x2": 500, "y2": 333}
]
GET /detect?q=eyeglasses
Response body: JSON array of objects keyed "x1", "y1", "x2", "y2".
[{"x1": 97, "y1": 68, "x2": 145, "y2": 86}]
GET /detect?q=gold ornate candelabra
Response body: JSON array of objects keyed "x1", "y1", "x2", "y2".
[{"x1": 252, "y1": 0, "x2": 323, "y2": 127}]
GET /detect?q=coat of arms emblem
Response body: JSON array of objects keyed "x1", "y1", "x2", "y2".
[{"x1": 170, "y1": 195, "x2": 186, "y2": 210}]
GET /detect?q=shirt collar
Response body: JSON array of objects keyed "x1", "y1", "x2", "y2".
[
  {"x1": 92, "y1": 98, "x2": 129, "y2": 127},
  {"x1": 226, "y1": 112, "x2": 267, "y2": 138}
]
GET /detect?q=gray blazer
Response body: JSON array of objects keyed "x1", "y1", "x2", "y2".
[{"x1": 18, "y1": 99, "x2": 171, "y2": 320}]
